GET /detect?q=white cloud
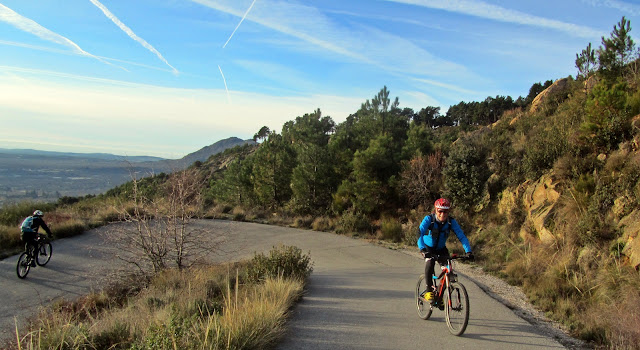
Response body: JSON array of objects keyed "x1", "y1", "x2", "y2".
[
  {"x1": 384, "y1": 0, "x2": 605, "y2": 39},
  {"x1": 401, "y1": 90, "x2": 442, "y2": 111},
  {"x1": 233, "y1": 59, "x2": 313, "y2": 90},
  {"x1": 581, "y1": 0, "x2": 640, "y2": 15},
  {"x1": 88, "y1": 0, "x2": 179, "y2": 74},
  {"x1": 0, "y1": 67, "x2": 361, "y2": 157},
  {"x1": 0, "y1": 3, "x2": 126, "y2": 70},
  {"x1": 223, "y1": 0, "x2": 258, "y2": 48},
  {"x1": 190, "y1": 0, "x2": 472, "y2": 81},
  {"x1": 412, "y1": 78, "x2": 480, "y2": 96}
]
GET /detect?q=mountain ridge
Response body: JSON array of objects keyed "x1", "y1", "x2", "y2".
[
  {"x1": 0, "y1": 137, "x2": 253, "y2": 205},
  {"x1": 0, "y1": 148, "x2": 165, "y2": 163}
]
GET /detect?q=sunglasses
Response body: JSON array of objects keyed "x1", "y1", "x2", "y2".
[{"x1": 436, "y1": 210, "x2": 449, "y2": 214}]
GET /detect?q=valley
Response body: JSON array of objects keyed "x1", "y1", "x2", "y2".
[{"x1": 0, "y1": 137, "x2": 251, "y2": 206}]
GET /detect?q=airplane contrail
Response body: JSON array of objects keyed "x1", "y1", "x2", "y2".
[
  {"x1": 89, "y1": 0, "x2": 179, "y2": 75},
  {"x1": 0, "y1": 3, "x2": 126, "y2": 71},
  {"x1": 222, "y1": 0, "x2": 258, "y2": 49},
  {"x1": 218, "y1": 65, "x2": 231, "y2": 104}
]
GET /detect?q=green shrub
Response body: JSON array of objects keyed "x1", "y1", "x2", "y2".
[
  {"x1": 335, "y1": 209, "x2": 371, "y2": 234},
  {"x1": 402, "y1": 221, "x2": 420, "y2": 246},
  {"x1": 0, "y1": 201, "x2": 56, "y2": 226},
  {"x1": 311, "y1": 216, "x2": 333, "y2": 231},
  {"x1": 52, "y1": 219, "x2": 87, "y2": 239},
  {"x1": 222, "y1": 204, "x2": 233, "y2": 214},
  {"x1": 523, "y1": 125, "x2": 568, "y2": 179},
  {"x1": 292, "y1": 216, "x2": 314, "y2": 229},
  {"x1": 94, "y1": 207, "x2": 121, "y2": 225},
  {"x1": 380, "y1": 218, "x2": 403, "y2": 242},
  {"x1": 232, "y1": 207, "x2": 246, "y2": 221},
  {"x1": 0, "y1": 224, "x2": 20, "y2": 246},
  {"x1": 443, "y1": 137, "x2": 490, "y2": 211},
  {"x1": 0, "y1": 224, "x2": 22, "y2": 258},
  {"x1": 91, "y1": 322, "x2": 132, "y2": 350},
  {"x1": 247, "y1": 245, "x2": 313, "y2": 283}
]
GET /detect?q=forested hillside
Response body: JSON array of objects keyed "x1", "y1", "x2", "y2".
[
  {"x1": 6, "y1": 16, "x2": 639, "y2": 349},
  {"x1": 200, "y1": 17, "x2": 640, "y2": 348}
]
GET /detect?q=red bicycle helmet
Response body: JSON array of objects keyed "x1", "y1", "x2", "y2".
[{"x1": 434, "y1": 198, "x2": 451, "y2": 210}]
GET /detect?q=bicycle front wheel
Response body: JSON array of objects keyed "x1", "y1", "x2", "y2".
[
  {"x1": 17, "y1": 252, "x2": 31, "y2": 279},
  {"x1": 415, "y1": 274, "x2": 433, "y2": 320},
  {"x1": 444, "y1": 281, "x2": 469, "y2": 336},
  {"x1": 36, "y1": 242, "x2": 52, "y2": 266}
]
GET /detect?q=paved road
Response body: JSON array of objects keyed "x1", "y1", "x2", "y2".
[{"x1": 1, "y1": 220, "x2": 566, "y2": 348}]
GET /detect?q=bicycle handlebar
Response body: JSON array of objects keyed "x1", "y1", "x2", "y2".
[{"x1": 421, "y1": 252, "x2": 471, "y2": 261}]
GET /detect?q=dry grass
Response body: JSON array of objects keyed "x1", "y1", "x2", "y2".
[
  {"x1": 0, "y1": 224, "x2": 22, "y2": 257},
  {"x1": 14, "y1": 254, "x2": 306, "y2": 350},
  {"x1": 311, "y1": 216, "x2": 334, "y2": 232},
  {"x1": 292, "y1": 215, "x2": 314, "y2": 229},
  {"x1": 195, "y1": 276, "x2": 304, "y2": 349}
]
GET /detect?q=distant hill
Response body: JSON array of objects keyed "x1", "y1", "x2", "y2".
[
  {"x1": 0, "y1": 148, "x2": 165, "y2": 163},
  {"x1": 0, "y1": 137, "x2": 253, "y2": 206},
  {"x1": 160, "y1": 137, "x2": 255, "y2": 169}
]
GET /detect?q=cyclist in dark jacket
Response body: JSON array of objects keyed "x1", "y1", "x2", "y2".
[
  {"x1": 417, "y1": 198, "x2": 473, "y2": 302},
  {"x1": 20, "y1": 210, "x2": 52, "y2": 266}
]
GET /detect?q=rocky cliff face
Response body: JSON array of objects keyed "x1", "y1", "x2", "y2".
[
  {"x1": 619, "y1": 210, "x2": 640, "y2": 269},
  {"x1": 499, "y1": 159, "x2": 640, "y2": 270},
  {"x1": 498, "y1": 173, "x2": 560, "y2": 244},
  {"x1": 529, "y1": 78, "x2": 570, "y2": 114}
]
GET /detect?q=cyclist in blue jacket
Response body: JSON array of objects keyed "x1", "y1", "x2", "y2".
[{"x1": 418, "y1": 198, "x2": 473, "y2": 302}]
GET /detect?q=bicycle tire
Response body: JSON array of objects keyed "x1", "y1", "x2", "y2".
[
  {"x1": 17, "y1": 252, "x2": 31, "y2": 279},
  {"x1": 36, "y1": 242, "x2": 52, "y2": 266},
  {"x1": 444, "y1": 281, "x2": 469, "y2": 336},
  {"x1": 415, "y1": 274, "x2": 433, "y2": 320}
]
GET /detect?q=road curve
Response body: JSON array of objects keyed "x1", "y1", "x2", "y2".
[{"x1": 1, "y1": 220, "x2": 566, "y2": 349}]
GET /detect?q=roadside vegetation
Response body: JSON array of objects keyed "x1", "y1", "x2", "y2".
[
  {"x1": 8, "y1": 245, "x2": 312, "y2": 350},
  {"x1": 2, "y1": 16, "x2": 640, "y2": 349}
]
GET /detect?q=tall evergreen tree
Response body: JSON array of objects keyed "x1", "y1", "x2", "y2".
[
  {"x1": 598, "y1": 16, "x2": 636, "y2": 81},
  {"x1": 290, "y1": 143, "x2": 336, "y2": 214},
  {"x1": 252, "y1": 133, "x2": 295, "y2": 209},
  {"x1": 576, "y1": 42, "x2": 597, "y2": 79}
]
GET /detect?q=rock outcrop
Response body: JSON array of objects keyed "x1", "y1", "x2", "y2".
[
  {"x1": 499, "y1": 172, "x2": 561, "y2": 243},
  {"x1": 499, "y1": 167, "x2": 640, "y2": 269},
  {"x1": 618, "y1": 210, "x2": 640, "y2": 270},
  {"x1": 529, "y1": 78, "x2": 570, "y2": 114}
]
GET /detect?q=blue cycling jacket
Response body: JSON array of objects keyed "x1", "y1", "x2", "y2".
[{"x1": 417, "y1": 214, "x2": 472, "y2": 253}]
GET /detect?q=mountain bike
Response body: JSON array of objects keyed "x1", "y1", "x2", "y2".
[
  {"x1": 415, "y1": 253, "x2": 470, "y2": 336},
  {"x1": 16, "y1": 234, "x2": 52, "y2": 279}
]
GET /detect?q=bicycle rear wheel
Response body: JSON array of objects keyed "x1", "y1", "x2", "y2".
[
  {"x1": 17, "y1": 252, "x2": 31, "y2": 279},
  {"x1": 415, "y1": 274, "x2": 433, "y2": 320},
  {"x1": 444, "y1": 281, "x2": 469, "y2": 336},
  {"x1": 36, "y1": 242, "x2": 52, "y2": 266}
]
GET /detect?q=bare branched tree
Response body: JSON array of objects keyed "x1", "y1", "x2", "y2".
[
  {"x1": 108, "y1": 167, "x2": 225, "y2": 276},
  {"x1": 399, "y1": 150, "x2": 445, "y2": 209},
  {"x1": 165, "y1": 168, "x2": 207, "y2": 269}
]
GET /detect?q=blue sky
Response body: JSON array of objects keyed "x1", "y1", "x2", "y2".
[{"x1": 1, "y1": 0, "x2": 639, "y2": 159}]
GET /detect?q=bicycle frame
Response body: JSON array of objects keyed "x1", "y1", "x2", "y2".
[
  {"x1": 434, "y1": 260, "x2": 452, "y2": 301},
  {"x1": 416, "y1": 253, "x2": 471, "y2": 336},
  {"x1": 419, "y1": 253, "x2": 467, "y2": 307}
]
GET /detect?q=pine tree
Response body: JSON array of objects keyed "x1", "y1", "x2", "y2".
[
  {"x1": 598, "y1": 16, "x2": 636, "y2": 81},
  {"x1": 575, "y1": 42, "x2": 597, "y2": 79}
]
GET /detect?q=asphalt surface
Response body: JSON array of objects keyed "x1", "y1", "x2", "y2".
[{"x1": 1, "y1": 220, "x2": 567, "y2": 349}]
